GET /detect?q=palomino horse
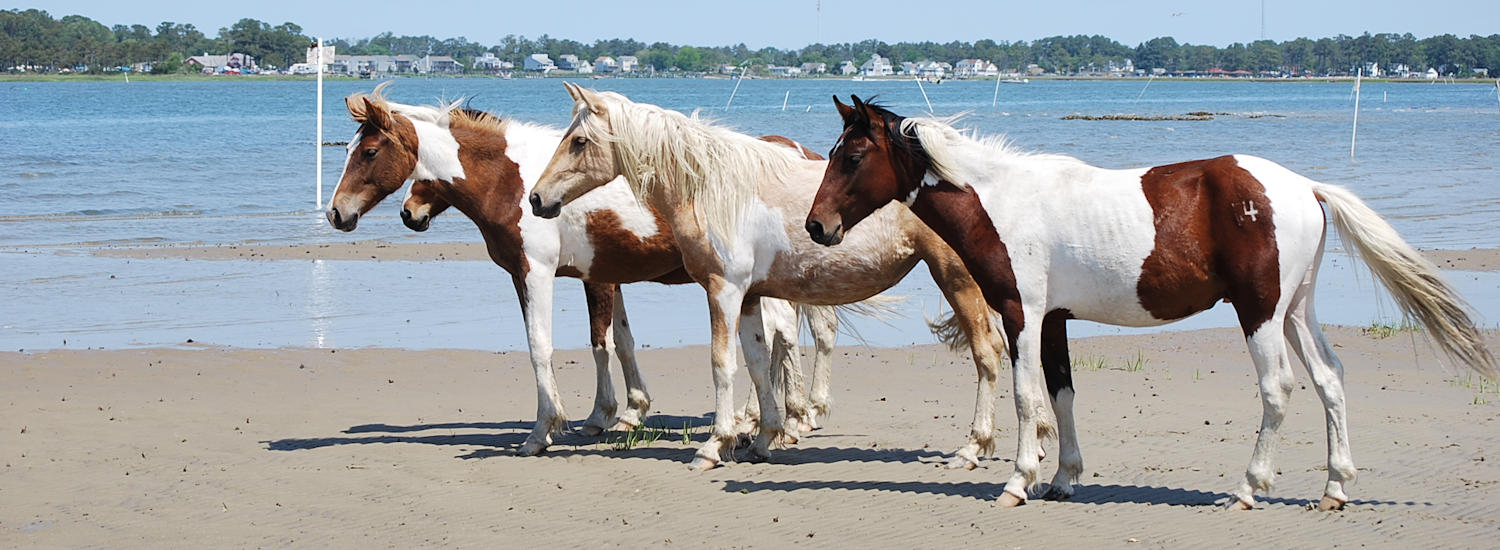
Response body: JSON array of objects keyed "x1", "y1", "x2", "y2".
[
  {"x1": 529, "y1": 83, "x2": 1016, "y2": 471},
  {"x1": 324, "y1": 83, "x2": 838, "y2": 455},
  {"x1": 805, "y1": 96, "x2": 1498, "y2": 509}
]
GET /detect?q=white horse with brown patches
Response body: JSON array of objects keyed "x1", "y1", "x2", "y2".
[
  {"x1": 528, "y1": 83, "x2": 1020, "y2": 471},
  {"x1": 805, "y1": 95, "x2": 1498, "y2": 510},
  {"x1": 324, "y1": 83, "x2": 839, "y2": 455}
]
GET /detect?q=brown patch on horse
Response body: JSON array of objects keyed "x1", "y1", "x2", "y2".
[
  {"x1": 584, "y1": 282, "x2": 616, "y2": 348},
  {"x1": 758, "y1": 135, "x2": 825, "y2": 161},
  {"x1": 1040, "y1": 309, "x2": 1075, "y2": 396},
  {"x1": 1136, "y1": 155, "x2": 1280, "y2": 335},
  {"x1": 434, "y1": 123, "x2": 529, "y2": 275},
  {"x1": 576, "y1": 210, "x2": 685, "y2": 284},
  {"x1": 908, "y1": 181, "x2": 1026, "y2": 345}
]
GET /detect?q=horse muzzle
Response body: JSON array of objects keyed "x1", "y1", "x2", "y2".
[
  {"x1": 400, "y1": 208, "x2": 430, "y2": 232},
  {"x1": 327, "y1": 207, "x2": 360, "y2": 232},
  {"x1": 805, "y1": 219, "x2": 844, "y2": 246},
  {"x1": 529, "y1": 193, "x2": 562, "y2": 219}
]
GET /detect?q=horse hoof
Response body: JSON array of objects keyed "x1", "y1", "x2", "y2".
[
  {"x1": 608, "y1": 419, "x2": 639, "y2": 432},
  {"x1": 688, "y1": 456, "x2": 719, "y2": 471},
  {"x1": 578, "y1": 424, "x2": 606, "y2": 437},
  {"x1": 517, "y1": 440, "x2": 548, "y2": 457},
  {"x1": 1226, "y1": 498, "x2": 1254, "y2": 511},
  {"x1": 944, "y1": 456, "x2": 980, "y2": 470},
  {"x1": 1040, "y1": 485, "x2": 1073, "y2": 501},
  {"x1": 996, "y1": 492, "x2": 1025, "y2": 508},
  {"x1": 1316, "y1": 495, "x2": 1346, "y2": 511}
]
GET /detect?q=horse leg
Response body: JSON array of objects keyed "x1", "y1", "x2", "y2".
[
  {"x1": 1283, "y1": 258, "x2": 1354, "y2": 511},
  {"x1": 803, "y1": 304, "x2": 838, "y2": 425},
  {"x1": 579, "y1": 282, "x2": 620, "y2": 437},
  {"x1": 610, "y1": 286, "x2": 652, "y2": 431},
  {"x1": 999, "y1": 319, "x2": 1054, "y2": 507},
  {"x1": 1040, "y1": 311, "x2": 1083, "y2": 500},
  {"x1": 765, "y1": 299, "x2": 814, "y2": 440},
  {"x1": 1229, "y1": 315, "x2": 1297, "y2": 510},
  {"x1": 737, "y1": 298, "x2": 786, "y2": 459},
  {"x1": 513, "y1": 271, "x2": 567, "y2": 456},
  {"x1": 689, "y1": 277, "x2": 748, "y2": 471},
  {"x1": 924, "y1": 255, "x2": 1006, "y2": 470}
]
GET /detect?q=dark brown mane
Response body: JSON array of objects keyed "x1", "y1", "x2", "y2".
[{"x1": 837, "y1": 96, "x2": 929, "y2": 170}]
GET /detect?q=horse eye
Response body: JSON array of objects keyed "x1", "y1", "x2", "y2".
[
  {"x1": 848, "y1": 154, "x2": 863, "y2": 164},
  {"x1": 574, "y1": 136, "x2": 588, "y2": 145},
  {"x1": 363, "y1": 148, "x2": 378, "y2": 159}
]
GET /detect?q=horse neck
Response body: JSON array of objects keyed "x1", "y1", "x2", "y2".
[{"x1": 406, "y1": 117, "x2": 465, "y2": 183}]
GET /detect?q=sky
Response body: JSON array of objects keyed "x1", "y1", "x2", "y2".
[{"x1": 25, "y1": 1, "x2": 1500, "y2": 49}]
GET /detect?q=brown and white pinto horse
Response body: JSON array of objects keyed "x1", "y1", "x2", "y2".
[
  {"x1": 806, "y1": 96, "x2": 1498, "y2": 509},
  {"x1": 529, "y1": 83, "x2": 1016, "y2": 471},
  {"x1": 324, "y1": 83, "x2": 838, "y2": 456}
]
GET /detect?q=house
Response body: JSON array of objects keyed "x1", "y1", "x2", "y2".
[
  {"x1": 915, "y1": 61, "x2": 949, "y2": 78},
  {"x1": 954, "y1": 59, "x2": 998, "y2": 78},
  {"x1": 800, "y1": 62, "x2": 827, "y2": 74},
  {"x1": 838, "y1": 60, "x2": 858, "y2": 75},
  {"x1": 524, "y1": 54, "x2": 556, "y2": 72},
  {"x1": 556, "y1": 54, "x2": 586, "y2": 71},
  {"x1": 594, "y1": 56, "x2": 618, "y2": 73},
  {"x1": 394, "y1": 55, "x2": 418, "y2": 73},
  {"x1": 618, "y1": 56, "x2": 639, "y2": 73},
  {"x1": 418, "y1": 55, "x2": 462, "y2": 74},
  {"x1": 899, "y1": 61, "x2": 918, "y2": 76},
  {"x1": 860, "y1": 54, "x2": 893, "y2": 76},
  {"x1": 768, "y1": 65, "x2": 802, "y2": 77},
  {"x1": 473, "y1": 53, "x2": 513, "y2": 73}
]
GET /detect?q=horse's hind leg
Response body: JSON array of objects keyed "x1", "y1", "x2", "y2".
[
  {"x1": 1040, "y1": 311, "x2": 1083, "y2": 500},
  {"x1": 1283, "y1": 255, "x2": 1354, "y2": 511},
  {"x1": 580, "y1": 283, "x2": 622, "y2": 437},
  {"x1": 735, "y1": 298, "x2": 784, "y2": 460},
  {"x1": 1230, "y1": 313, "x2": 1298, "y2": 509},
  {"x1": 611, "y1": 286, "x2": 652, "y2": 431},
  {"x1": 766, "y1": 299, "x2": 814, "y2": 440}
]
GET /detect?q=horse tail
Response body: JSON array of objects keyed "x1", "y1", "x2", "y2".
[
  {"x1": 928, "y1": 310, "x2": 970, "y2": 353},
  {"x1": 1313, "y1": 182, "x2": 1497, "y2": 379}
]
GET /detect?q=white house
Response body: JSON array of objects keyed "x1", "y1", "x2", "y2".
[
  {"x1": 800, "y1": 62, "x2": 827, "y2": 74},
  {"x1": 524, "y1": 54, "x2": 556, "y2": 72},
  {"x1": 594, "y1": 56, "x2": 618, "y2": 73},
  {"x1": 838, "y1": 60, "x2": 858, "y2": 75},
  {"x1": 556, "y1": 54, "x2": 592, "y2": 72},
  {"x1": 618, "y1": 56, "x2": 639, "y2": 73},
  {"x1": 860, "y1": 54, "x2": 893, "y2": 76},
  {"x1": 473, "y1": 53, "x2": 513, "y2": 73},
  {"x1": 954, "y1": 59, "x2": 998, "y2": 78},
  {"x1": 916, "y1": 61, "x2": 949, "y2": 78},
  {"x1": 768, "y1": 65, "x2": 802, "y2": 77}
]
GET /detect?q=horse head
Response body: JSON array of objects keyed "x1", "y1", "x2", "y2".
[
  {"x1": 530, "y1": 82, "x2": 623, "y2": 219},
  {"x1": 326, "y1": 84, "x2": 423, "y2": 231},
  {"x1": 807, "y1": 95, "x2": 924, "y2": 246},
  {"x1": 401, "y1": 179, "x2": 452, "y2": 232}
]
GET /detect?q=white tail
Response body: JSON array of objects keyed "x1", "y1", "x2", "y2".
[{"x1": 1313, "y1": 182, "x2": 1497, "y2": 379}]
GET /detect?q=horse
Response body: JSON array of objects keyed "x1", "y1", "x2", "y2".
[
  {"x1": 528, "y1": 83, "x2": 1016, "y2": 471},
  {"x1": 805, "y1": 95, "x2": 1498, "y2": 509},
  {"x1": 323, "y1": 83, "x2": 839, "y2": 456}
]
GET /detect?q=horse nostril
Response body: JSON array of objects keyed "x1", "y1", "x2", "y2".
[
  {"x1": 528, "y1": 193, "x2": 543, "y2": 212},
  {"x1": 400, "y1": 209, "x2": 412, "y2": 222},
  {"x1": 805, "y1": 219, "x2": 824, "y2": 239}
]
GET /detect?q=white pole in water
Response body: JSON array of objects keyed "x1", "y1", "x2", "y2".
[
  {"x1": 1136, "y1": 73, "x2": 1155, "y2": 100},
  {"x1": 1350, "y1": 68, "x2": 1362, "y2": 160},
  {"x1": 992, "y1": 70, "x2": 1002, "y2": 107},
  {"x1": 725, "y1": 65, "x2": 746, "y2": 111},
  {"x1": 915, "y1": 77, "x2": 933, "y2": 114},
  {"x1": 1495, "y1": 79, "x2": 1499, "y2": 112},
  {"x1": 782, "y1": 90, "x2": 790, "y2": 111},
  {"x1": 315, "y1": 37, "x2": 325, "y2": 211}
]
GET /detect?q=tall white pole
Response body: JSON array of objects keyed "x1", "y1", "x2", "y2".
[
  {"x1": 915, "y1": 77, "x2": 933, "y2": 114},
  {"x1": 316, "y1": 38, "x2": 325, "y2": 211},
  {"x1": 725, "y1": 65, "x2": 746, "y2": 111},
  {"x1": 782, "y1": 90, "x2": 790, "y2": 111},
  {"x1": 1136, "y1": 73, "x2": 1155, "y2": 100},
  {"x1": 1350, "y1": 68, "x2": 1361, "y2": 160},
  {"x1": 992, "y1": 69, "x2": 1001, "y2": 107}
]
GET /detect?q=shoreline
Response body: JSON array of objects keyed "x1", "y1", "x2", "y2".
[
  {"x1": 4, "y1": 326, "x2": 1498, "y2": 547},
  {"x1": 86, "y1": 239, "x2": 1500, "y2": 272}
]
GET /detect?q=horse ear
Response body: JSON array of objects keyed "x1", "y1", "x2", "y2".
[
  {"x1": 576, "y1": 86, "x2": 606, "y2": 116},
  {"x1": 362, "y1": 97, "x2": 393, "y2": 130},
  {"x1": 564, "y1": 81, "x2": 581, "y2": 101},
  {"x1": 345, "y1": 96, "x2": 362, "y2": 120},
  {"x1": 833, "y1": 95, "x2": 856, "y2": 121}
]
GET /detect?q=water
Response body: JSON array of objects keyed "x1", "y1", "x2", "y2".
[{"x1": 2, "y1": 78, "x2": 1497, "y2": 351}]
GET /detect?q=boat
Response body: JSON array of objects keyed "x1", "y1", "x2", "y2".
[{"x1": 1000, "y1": 77, "x2": 1029, "y2": 84}]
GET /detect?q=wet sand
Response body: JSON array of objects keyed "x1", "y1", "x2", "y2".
[
  {"x1": 90, "y1": 240, "x2": 1500, "y2": 272},
  {"x1": 5, "y1": 326, "x2": 1499, "y2": 548}
]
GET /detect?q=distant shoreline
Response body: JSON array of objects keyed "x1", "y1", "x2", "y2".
[{"x1": 4, "y1": 73, "x2": 1495, "y2": 84}]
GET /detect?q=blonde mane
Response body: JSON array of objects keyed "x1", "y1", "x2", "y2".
[
  {"x1": 577, "y1": 92, "x2": 804, "y2": 237},
  {"x1": 899, "y1": 116, "x2": 1083, "y2": 189}
]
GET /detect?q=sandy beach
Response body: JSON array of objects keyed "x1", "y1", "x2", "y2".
[{"x1": 5, "y1": 320, "x2": 1499, "y2": 548}]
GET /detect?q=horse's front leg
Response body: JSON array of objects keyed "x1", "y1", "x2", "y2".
[
  {"x1": 999, "y1": 315, "x2": 1054, "y2": 507},
  {"x1": 513, "y1": 271, "x2": 567, "y2": 456},
  {"x1": 610, "y1": 286, "x2": 651, "y2": 430},
  {"x1": 925, "y1": 255, "x2": 1006, "y2": 470},
  {"x1": 579, "y1": 282, "x2": 620, "y2": 437},
  {"x1": 737, "y1": 298, "x2": 785, "y2": 459},
  {"x1": 764, "y1": 298, "x2": 814, "y2": 439},
  {"x1": 689, "y1": 277, "x2": 748, "y2": 471}
]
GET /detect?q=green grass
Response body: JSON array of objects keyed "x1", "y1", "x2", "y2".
[
  {"x1": 1361, "y1": 320, "x2": 1421, "y2": 339},
  {"x1": 1073, "y1": 351, "x2": 1148, "y2": 372},
  {"x1": 1072, "y1": 355, "x2": 1108, "y2": 371},
  {"x1": 608, "y1": 423, "x2": 669, "y2": 451}
]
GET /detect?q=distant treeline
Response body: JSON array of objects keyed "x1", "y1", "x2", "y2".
[{"x1": 4, "y1": 8, "x2": 1498, "y2": 76}]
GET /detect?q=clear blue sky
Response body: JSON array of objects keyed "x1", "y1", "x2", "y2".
[{"x1": 26, "y1": 0, "x2": 1500, "y2": 49}]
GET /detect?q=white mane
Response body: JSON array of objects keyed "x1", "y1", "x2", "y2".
[
  {"x1": 577, "y1": 92, "x2": 804, "y2": 237},
  {"x1": 899, "y1": 116, "x2": 1084, "y2": 189}
]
